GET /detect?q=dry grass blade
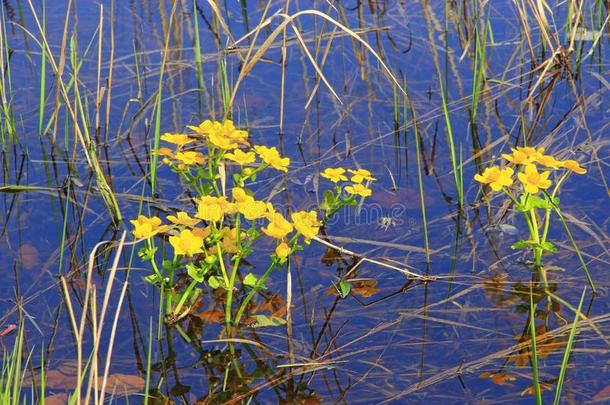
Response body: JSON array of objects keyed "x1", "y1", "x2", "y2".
[
  {"x1": 311, "y1": 235, "x2": 433, "y2": 280},
  {"x1": 381, "y1": 312, "x2": 610, "y2": 403},
  {"x1": 229, "y1": 9, "x2": 406, "y2": 109}
]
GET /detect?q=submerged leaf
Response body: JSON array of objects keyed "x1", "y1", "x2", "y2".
[
  {"x1": 197, "y1": 309, "x2": 224, "y2": 324},
  {"x1": 249, "y1": 314, "x2": 286, "y2": 328},
  {"x1": 351, "y1": 279, "x2": 380, "y2": 298}
]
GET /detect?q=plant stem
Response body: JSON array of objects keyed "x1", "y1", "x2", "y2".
[
  {"x1": 234, "y1": 261, "x2": 277, "y2": 326},
  {"x1": 173, "y1": 279, "x2": 198, "y2": 315}
]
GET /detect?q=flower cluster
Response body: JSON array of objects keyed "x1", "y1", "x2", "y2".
[
  {"x1": 474, "y1": 146, "x2": 587, "y2": 194},
  {"x1": 321, "y1": 168, "x2": 376, "y2": 196},
  {"x1": 158, "y1": 119, "x2": 289, "y2": 176},
  {"x1": 474, "y1": 145, "x2": 591, "y2": 288},
  {"x1": 131, "y1": 119, "x2": 375, "y2": 325}
]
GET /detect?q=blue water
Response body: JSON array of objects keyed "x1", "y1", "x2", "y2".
[{"x1": 0, "y1": 0, "x2": 609, "y2": 402}]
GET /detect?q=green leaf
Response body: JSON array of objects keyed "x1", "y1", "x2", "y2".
[
  {"x1": 138, "y1": 246, "x2": 156, "y2": 261},
  {"x1": 250, "y1": 314, "x2": 286, "y2": 328},
  {"x1": 144, "y1": 273, "x2": 162, "y2": 285},
  {"x1": 540, "y1": 241, "x2": 558, "y2": 253},
  {"x1": 208, "y1": 276, "x2": 225, "y2": 289},
  {"x1": 511, "y1": 240, "x2": 557, "y2": 254},
  {"x1": 337, "y1": 280, "x2": 351, "y2": 298},
  {"x1": 320, "y1": 190, "x2": 336, "y2": 211},
  {"x1": 243, "y1": 273, "x2": 258, "y2": 288},
  {"x1": 187, "y1": 263, "x2": 204, "y2": 282},
  {"x1": 518, "y1": 194, "x2": 553, "y2": 211},
  {"x1": 511, "y1": 240, "x2": 531, "y2": 250}
]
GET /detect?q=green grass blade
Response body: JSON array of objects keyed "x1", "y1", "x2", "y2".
[
  {"x1": 529, "y1": 285, "x2": 542, "y2": 405},
  {"x1": 553, "y1": 288, "x2": 587, "y2": 405}
]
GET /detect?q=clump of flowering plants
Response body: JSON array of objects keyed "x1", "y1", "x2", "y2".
[
  {"x1": 131, "y1": 119, "x2": 375, "y2": 329},
  {"x1": 475, "y1": 146, "x2": 593, "y2": 292}
]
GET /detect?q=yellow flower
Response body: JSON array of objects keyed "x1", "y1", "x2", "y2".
[
  {"x1": 517, "y1": 164, "x2": 551, "y2": 194},
  {"x1": 254, "y1": 145, "x2": 290, "y2": 172},
  {"x1": 344, "y1": 183, "x2": 373, "y2": 197},
  {"x1": 515, "y1": 146, "x2": 545, "y2": 158},
  {"x1": 221, "y1": 226, "x2": 245, "y2": 254},
  {"x1": 533, "y1": 154, "x2": 562, "y2": 169},
  {"x1": 321, "y1": 168, "x2": 347, "y2": 183},
  {"x1": 175, "y1": 151, "x2": 205, "y2": 165},
  {"x1": 155, "y1": 147, "x2": 175, "y2": 158},
  {"x1": 238, "y1": 200, "x2": 268, "y2": 220},
  {"x1": 160, "y1": 133, "x2": 194, "y2": 146},
  {"x1": 187, "y1": 120, "x2": 214, "y2": 136},
  {"x1": 221, "y1": 120, "x2": 249, "y2": 146},
  {"x1": 192, "y1": 226, "x2": 212, "y2": 240},
  {"x1": 348, "y1": 169, "x2": 376, "y2": 183},
  {"x1": 167, "y1": 211, "x2": 201, "y2": 227},
  {"x1": 262, "y1": 212, "x2": 294, "y2": 240},
  {"x1": 195, "y1": 120, "x2": 249, "y2": 150},
  {"x1": 130, "y1": 215, "x2": 168, "y2": 239},
  {"x1": 561, "y1": 159, "x2": 586, "y2": 174},
  {"x1": 291, "y1": 210, "x2": 321, "y2": 241},
  {"x1": 275, "y1": 242, "x2": 291, "y2": 259},
  {"x1": 232, "y1": 187, "x2": 253, "y2": 203},
  {"x1": 225, "y1": 149, "x2": 256, "y2": 165},
  {"x1": 169, "y1": 229, "x2": 204, "y2": 257},
  {"x1": 502, "y1": 148, "x2": 531, "y2": 165},
  {"x1": 474, "y1": 166, "x2": 514, "y2": 191},
  {"x1": 208, "y1": 125, "x2": 239, "y2": 149},
  {"x1": 196, "y1": 196, "x2": 234, "y2": 222}
]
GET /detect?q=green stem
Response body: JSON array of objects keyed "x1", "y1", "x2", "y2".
[
  {"x1": 208, "y1": 150, "x2": 222, "y2": 196},
  {"x1": 541, "y1": 173, "x2": 568, "y2": 242},
  {"x1": 216, "y1": 242, "x2": 230, "y2": 287},
  {"x1": 234, "y1": 261, "x2": 278, "y2": 326},
  {"x1": 173, "y1": 279, "x2": 198, "y2": 315},
  {"x1": 225, "y1": 215, "x2": 242, "y2": 328},
  {"x1": 528, "y1": 207, "x2": 548, "y2": 288}
]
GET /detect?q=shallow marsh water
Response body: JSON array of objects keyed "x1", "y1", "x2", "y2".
[{"x1": 0, "y1": 0, "x2": 609, "y2": 403}]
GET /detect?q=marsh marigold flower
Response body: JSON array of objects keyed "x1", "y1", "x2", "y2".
[
  {"x1": 131, "y1": 215, "x2": 168, "y2": 239},
  {"x1": 254, "y1": 145, "x2": 290, "y2": 172},
  {"x1": 517, "y1": 164, "x2": 551, "y2": 194},
  {"x1": 275, "y1": 242, "x2": 291, "y2": 259},
  {"x1": 239, "y1": 200, "x2": 268, "y2": 220},
  {"x1": 345, "y1": 183, "x2": 373, "y2": 197},
  {"x1": 208, "y1": 126, "x2": 239, "y2": 149},
  {"x1": 515, "y1": 146, "x2": 545, "y2": 159},
  {"x1": 169, "y1": 229, "x2": 204, "y2": 257},
  {"x1": 225, "y1": 149, "x2": 256, "y2": 165},
  {"x1": 474, "y1": 166, "x2": 514, "y2": 191},
  {"x1": 167, "y1": 211, "x2": 201, "y2": 227},
  {"x1": 232, "y1": 187, "x2": 253, "y2": 203},
  {"x1": 175, "y1": 151, "x2": 205, "y2": 165},
  {"x1": 231, "y1": 188, "x2": 267, "y2": 219},
  {"x1": 155, "y1": 147, "x2": 175, "y2": 158},
  {"x1": 160, "y1": 133, "x2": 194, "y2": 146},
  {"x1": 195, "y1": 120, "x2": 249, "y2": 150},
  {"x1": 291, "y1": 210, "x2": 321, "y2": 241},
  {"x1": 196, "y1": 196, "x2": 235, "y2": 222},
  {"x1": 561, "y1": 159, "x2": 586, "y2": 174},
  {"x1": 262, "y1": 212, "x2": 294, "y2": 240},
  {"x1": 321, "y1": 168, "x2": 347, "y2": 183},
  {"x1": 220, "y1": 226, "x2": 245, "y2": 254},
  {"x1": 221, "y1": 120, "x2": 249, "y2": 145},
  {"x1": 348, "y1": 168, "x2": 376, "y2": 183},
  {"x1": 502, "y1": 148, "x2": 531, "y2": 165},
  {"x1": 187, "y1": 120, "x2": 214, "y2": 136},
  {"x1": 533, "y1": 154, "x2": 562, "y2": 169}
]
